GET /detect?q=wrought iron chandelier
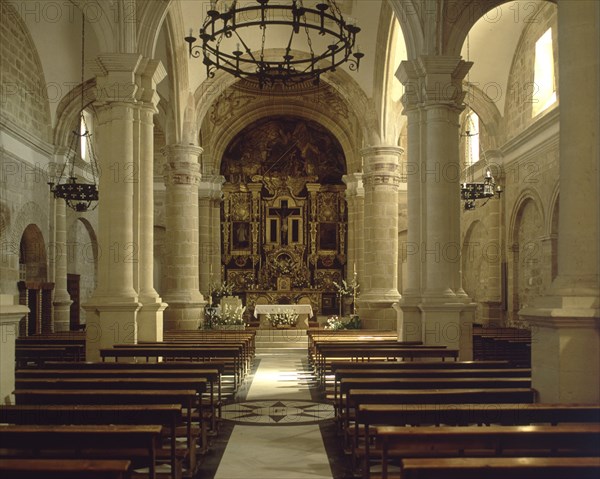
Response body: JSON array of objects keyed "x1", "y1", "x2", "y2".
[
  {"x1": 185, "y1": 0, "x2": 364, "y2": 89},
  {"x1": 48, "y1": 11, "x2": 99, "y2": 212}
]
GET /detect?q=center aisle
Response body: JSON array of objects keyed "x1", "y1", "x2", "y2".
[{"x1": 213, "y1": 348, "x2": 336, "y2": 479}]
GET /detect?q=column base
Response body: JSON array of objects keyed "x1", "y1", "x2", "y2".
[
  {"x1": 358, "y1": 293, "x2": 400, "y2": 330},
  {"x1": 397, "y1": 296, "x2": 423, "y2": 342},
  {"x1": 137, "y1": 300, "x2": 168, "y2": 342},
  {"x1": 520, "y1": 296, "x2": 600, "y2": 403},
  {"x1": 83, "y1": 301, "x2": 141, "y2": 362},
  {"x1": 0, "y1": 294, "x2": 28, "y2": 404},
  {"x1": 53, "y1": 300, "x2": 72, "y2": 332},
  {"x1": 419, "y1": 301, "x2": 476, "y2": 360},
  {"x1": 164, "y1": 301, "x2": 207, "y2": 331}
]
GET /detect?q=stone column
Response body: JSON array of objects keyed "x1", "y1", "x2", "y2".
[
  {"x1": 198, "y1": 183, "x2": 212, "y2": 298},
  {"x1": 135, "y1": 59, "x2": 167, "y2": 342},
  {"x1": 210, "y1": 180, "x2": 224, "y2": 287},
  {"x1": 83, "y1": 54, "x2": 142, "y2": 361},
  {"x1": 359, "y1": 146, "x2": 402, "y2": 330},
  {"x1": 51, "y1": 193, "x2": 72, "y2": 332},
  {"x1": 397, "y1": 56, "x2": 476, "y2": 356},
  {"x1": 0, "y1": 294, "x2": 28, "y2": 404},
  {"x1": 520, "y1": 0, "x2": 599, "y2": 402},
  {"x1": 163, "y1": 145, "x2": 206, "y2": 330},
  {"x1": 342, "y1": 173, "x2": 365, "y2": 285}
]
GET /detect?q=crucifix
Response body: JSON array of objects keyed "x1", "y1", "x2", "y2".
[{"x1": 269, "y1": 200, "x2": 300, "y2": 245}]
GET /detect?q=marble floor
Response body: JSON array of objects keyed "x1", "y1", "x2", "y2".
[{"x1": 198, "y1": 351, "x2": 349, "y2": 479}]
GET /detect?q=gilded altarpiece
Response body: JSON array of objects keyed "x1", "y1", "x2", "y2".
[{"x1": 220, "y1": 117, "x2": 348, "y2": 318}]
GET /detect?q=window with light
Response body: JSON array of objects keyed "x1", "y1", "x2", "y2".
[{"x1": 532, "y1": 28, "x2": 557, "y2": 117}]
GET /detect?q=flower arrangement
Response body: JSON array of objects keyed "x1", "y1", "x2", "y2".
[
  {"x1": 332, "y1": 279, "x2": 359, "y2": 297},
  {"x1": 209, "y1": 281, "x2": 235, "y2": 303},
  {"x1": 205, "y1": 304, "x2": 246, "y2": 328},
  {"x1": 324, "y1": 315, "x2": 344, "y2": 330},
  {"x1": 266, "y1": 308, "x2": 299, "y2": 327}
]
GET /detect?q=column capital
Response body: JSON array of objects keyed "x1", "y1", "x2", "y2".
[
  {"x1": 136, "y1": 58, "x2": 167, "y2": 110},
  {"x1": 198, "y1": 174, "x2": 225, "y2": 199},
  {"x1": 342, "y1": 173, "x2": 364, "y2": 197},
  {"x1": 92, "y1": 53, "x2": 144, "y2": 104},
  {"x1": 163, "y1": 144, "x2": 203, "y2": 185},
  {"x1": 397, "y1": 55, "x2": 472, "y2": 111},
  {"x1": 361, "y1": 145, "x2": 403, "y2": 189}
]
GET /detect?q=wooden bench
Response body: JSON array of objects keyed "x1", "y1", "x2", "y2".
[
  {"x1": 0, "y1": 424, "x2": 161, "y2": 479},
  {"x1": 332, "y1": 367, "x2": 531, "y2": 402},
  {"x1": 0, "y1": 458, "x2": 132, "y2": 479},
  {"x1": 343, "y1": 388, "x2": 536, "y2": 451},
  {"x1": 375, "y1": 424, "x2": 600, "y2": 479},
  {"x1": 356, "y1": 403, "x2": 600, "y2": 478},
  {"x1": 316, "y1": 347, "x2": 459, "y2": 384},
  {"x1": 99, "y1": 346, "x2": 244, "y2": 387},
  {"x1": 16, "y1": 366, "x2": 222, "y2": 432},
  {"x1": 336, "y1": 377, "x2": 531, "y2": 422},
  {"x1": 400, "y1": 457, "x2": 600, "y2": 479},
  {"x1": 0, "y1": 405, "x2": 182, "y2": 479},
  {"x1": 12, "y1": 389, "x2": 200, "y2": 473}
]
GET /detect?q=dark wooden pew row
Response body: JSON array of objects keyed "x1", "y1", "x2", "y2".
[
  {"x1": 343, "y1": 388, "x2": 536, "y2": 452},
  {"x1": 356, "y1": 403, "x2": 600, "y2": 478},
  {"x1": 16, "y1": 365, "x2": 222, "y2": 431},
  {"x1": 375, "y1": 424, "x2": 600, "y2": 479},
  {"x1": 316, "y1": 347, "x2": 459, "y2": 385},
  {"x1": 0, "y1": 458, "x2": 132, "y2": 479},
  {"x1": 164, "y1": 330, "x2": 256, "y2": 357},
  {"x1": 99, "y1": 346, "x2": 244, "y2": 387},
  {"x1": 0, "y1": 404, "x2": 182, "y2": 479},
  {"x1": 127, "y1": 340, "x2": 252, "y2": 377},
  {"x1": 12, "y1": 389, "x2": 200, "y2": 474},
  {"x1": 335, "y1": 377, "x2": 531, "y2": 422},
  {"x1": 400, "y1": 457, "x2": 600, "y2": 479},
  {"x1": 14, "y1": 346, "x2": 79, "y2": 367},
  {"x1": 331, "y1": 368, "x2": 531, "y2": 406},
  {"x1": 0, "y1": 425, "x2": 161, "y2": 479}
]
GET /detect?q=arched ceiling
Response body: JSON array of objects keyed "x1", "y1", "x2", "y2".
[{"x1": 461, "y1": 1, "x2": 547, "y2": 116}]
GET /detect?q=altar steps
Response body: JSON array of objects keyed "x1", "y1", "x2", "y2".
[{"x1": 254, "y1": 329, "x2": 309, "y2": 355}]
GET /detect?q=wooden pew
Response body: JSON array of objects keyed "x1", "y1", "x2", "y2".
[
  {"x1": 0, "y1": 459, "x2": 132, "y2": 479},
  {"x1": 343, "y1": 388, "x2": 536, "y2": 451},
  {"x1": 375, "y1": 424, "x2": 600, "y2": 479},
  {"x1": 99, "y1": 346, "x2": 244, "y2": 387},
  {"x1": 331, "y1": 369, "x2": 531, "y2": 409},
  {"x1": 316, "y1": 347, "x2": 459, "y2": 384},
  {"x1": 356, "y1": 403, "x2": 600, "y2": 478},
  {"x1": 12, "y1": 389, "x2": 200, "y2": 473},
  {"x1": 401, "y1": 457, "x2": 600, "y2": 479},
  {"x1": 336, "y1": 377, "x2": 531, "y2": 422},
  {"x1": 16, "y1": 366, "x2": 222, "y2": 431},
  {"x1": 0, "y1": 425, "x2": 161, "y2": 479},
  {"x1": 0, "y1": 404, "x2": 182, "y2": 479}
]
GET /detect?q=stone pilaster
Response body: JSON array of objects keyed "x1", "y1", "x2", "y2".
[
  {"x1": 163, "y1": 144, "x2": 205, "y2": 330},
  {"x1": 520, "y1": 0, "x2": 599, "y2": 402},
  {"x1": 397, "y1": 56, "x2": 476, "y2": 356},
  {"x1": 135, "y1": 59, "x2": 167, "y2": 341},
  {"x1": 358, "y1": 146, "x2": 402, "y2": 330},
  {"x1": 0, "y1": 294, "x2": 28, "y2": 404},
  {"x1": 83, "y1": 53, "x2": 143, "y2": 361}
]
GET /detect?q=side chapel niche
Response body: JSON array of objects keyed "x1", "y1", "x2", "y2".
[{"x1": 220, "y1": 116, "x2": 348, "y2": 316}]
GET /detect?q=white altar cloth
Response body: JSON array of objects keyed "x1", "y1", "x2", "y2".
[{"x1": 253, "y1": 304, "x2": 314, "y2": 318}]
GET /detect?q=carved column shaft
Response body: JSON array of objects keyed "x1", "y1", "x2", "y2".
[
  {"x1": 359, "y1": 146, "x2": 402, "y2": 328},
  {"x1": 51, "y1": 196, "x2": 71, "y2": 332},
  {"x1": 163, "y1": 145, "x2": 205, "y2": 330},
  {"x1": 343, "y1": 173, "x2": 365, "y2": 284}
]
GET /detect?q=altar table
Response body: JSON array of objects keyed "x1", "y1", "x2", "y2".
[{"x1": 253, "y1": 304, "x2": 314, "y2": 329}]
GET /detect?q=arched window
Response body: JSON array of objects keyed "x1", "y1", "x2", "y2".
[
  {"x1": 532, "y1": 27, "x2": 557, "y2": 117},
  {"x1": 79, "y1": 110, "x2": 93, "y2": 161},
  {"x1": 465, "y1": 110, "x2": 480, "y2": 166}
]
